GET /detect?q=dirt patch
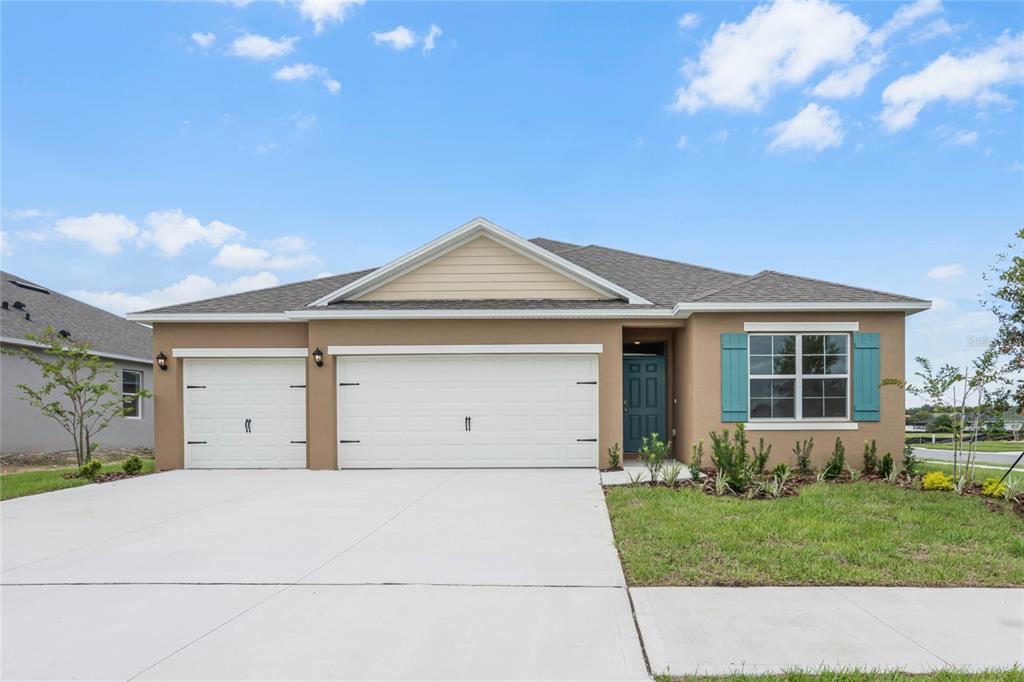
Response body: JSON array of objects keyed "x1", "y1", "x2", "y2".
[{"x1": 1, "y1": 447, "x2": 153, "y2": 473}]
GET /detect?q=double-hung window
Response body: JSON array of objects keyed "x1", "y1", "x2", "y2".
[
  {"x1": 749, "y1": 334, "x2": 849, "y2": 420},
  {"x1": 122, "y1": 369, "x2": 142, "y2": 419}
]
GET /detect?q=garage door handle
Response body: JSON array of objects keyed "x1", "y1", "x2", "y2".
[
  {"x1": 339, "y1": 439, "x2": 361, "y2": 443},
  {"x1": 577, "y1": 381, "x2": 597, "y2": 385},
  {"x1": 465, "y1": 416, "x2": 471, "y2": 432},
  {"x1": 290, "y1": 440, "x2": 306, "y2": 444},
  {"x1": 187, "y1": 441, "x2": 207, "y2": 444},
  {"x1": 577, "y1": 438, "x2": 597, "y2": 442}
]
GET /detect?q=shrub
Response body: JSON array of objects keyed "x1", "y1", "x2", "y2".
[
  {"x1": 922, "y1": 471, "x2": 954, "y2": 491},
  {"x1": 771, "y1": 462, "x2": 789, "y2": 480},
  {"x1": 688, "y1": 440, "x2": 704, "y2": 481},
  {"x1": 982, "y1": 478, "x2": 1007, "y2": 498},
  {"x1": 77, "y1": 459, "x2": 102, "y2": 479},
  {"x1": 1003, "y1": 478, "x2": 1023, "y2": 503},
  {"x1": 822, "y1": 437, "x2": 845, "y2": 480},
  {"x1": 847, "y1": 466, "x2": 862, "y2": 481},
  {"x1": 122, "y1": 455, "x2": 144, "y2": 475},
  {"x1": 902, "y1": 442, "x2": 920, "y2": 476},
  {"x1": 662, "y1": 462, "x2": 683, "y2": 487},
  {"x1": 862, "y1": 440, "x2": 878, "y2": 475},
  {"x1": 607, "y1": 443, "x2": 621, "y2": 470},
  {"x1": 752, "y1": 438, "x2": 772, "y2": 474},
  {"x1": 640, "y1": 433, "x2": 670, "y2": 483},
  {"x1": 756, "y1": 476, "x2": 783, "y2": 499},
  {"x1": 879, "y1": 452, "x2": 895, "y2": 479},
  {"x1": 793, "y1": 438, "x2": 814, "y2": 474},
  {"x1": 709, "y1": 425, "x2": 756, "y2": 493}
]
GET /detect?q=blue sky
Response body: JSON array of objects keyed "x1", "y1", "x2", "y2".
[{"x1": 2, "y1": 0, "x2": 1022, "y2": 380}]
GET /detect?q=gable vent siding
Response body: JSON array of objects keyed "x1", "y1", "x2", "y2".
[
  {"x1": 721, "y1": 333, "x2": 749, "y2": 422},
  {"x1": 360, "y1": 236, "x2": 610, "y2": 301},
  {"x1": 852, "y1": 332, "x2": 882, "y2": 421}
]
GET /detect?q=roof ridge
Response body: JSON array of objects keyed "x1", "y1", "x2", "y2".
[{"x1": 755, "y1": 269, "x2": 931, "y2": 303}]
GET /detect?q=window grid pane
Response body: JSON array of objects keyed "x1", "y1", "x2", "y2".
[{"x1": 749, "y1": 333, "x2": 848, "y2": 420}]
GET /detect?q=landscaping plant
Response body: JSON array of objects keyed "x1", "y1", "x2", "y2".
[
  {"x1": 922, "y1": 471, "x2": 954, "y2": 491},
  {"x1": 847, "y1": 466, "x2": 862, "y2": 482},
  {"x1": 607, "y1": 442, "x2": 621, "y2": 470},
  {"x1": 640, "y1": 433, "x2": 670, "y2": 483},
  {"x1": 77, "y1": 459, "x2": 102, "y2": 479},
  {"x1": 822, "y1": 437, "x2": 845, "y2": 480},
  {"x1": 982, "y1": 478, "x2": 1007, "y2": 498},
  {"x1": 752, "y1": 438, "x2": 772, "y2": 474},
  {"x1": 771, "y1": 462, "x2": 789, "y2": 480},
  {"x1": 709, "y1": 425, "x2": 756, "y2": 493},
  {"x1": 862, "y1": 440, "x2": 878, "y2": 475},
  {"x1": 662, "y1": 462, "x2": 683, "y2": 487},
  {"x1": 879, "y1": 452, "x2": 895, "y2": 479},
  {"x1": 122, "y1": 455, "x2": 144, "y2": 475},
  {"x1": 793, "y1": 438, "x2": 813, "y2": 474},
  {"x1": 902, "y1": 442, "x2": 920, "y2": 476},
  {"x1": 688, "y1": 439, "x2": 704, "y2": 481}
]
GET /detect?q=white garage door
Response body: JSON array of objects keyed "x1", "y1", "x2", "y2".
[
  {"x1": 336, "y1": 354, "x2": 599, "y2": 468},
  {"x1": 184, "y1": 358, "x2": 307, "y2": 468}
]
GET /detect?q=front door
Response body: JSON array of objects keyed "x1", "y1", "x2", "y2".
[{"x1": 622, "y1": 355, "x2": 666, "y2": 453}]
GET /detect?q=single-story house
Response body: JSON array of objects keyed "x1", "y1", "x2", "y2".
[
  {"x1": 127, "y1": 218, "x2": 930, "y2": 470},
  {"x1": 1, "y1": 271, "x2": 154, "y2": 455}
]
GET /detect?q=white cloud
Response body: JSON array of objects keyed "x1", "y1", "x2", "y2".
[
  {"x1": 422, "y1": 24, "x2": 442, "y2": 55},
  {"x1": 1009, "y1": 160, "x2": 1024, "y2": 172},
  {"x1": 298, "y1": 0, "x2": 365, "y2": 35},
  {"x1": 880, "y1": 32, "x2": 1024, "y2": 132},
  {"x1": 265, "y1": 235, "x2": 311, "y2": 252},
  {"x1": 812, "y1": 54, "x2": 885, "y2": 98},
  {"x1": 672, "y1": 0, "x2": 869, "y2": 113},
  {"x1": 140, "y1": 209, "x2": 244, "y2": 257},
  {"x1": 256, "y1": 142, "x2": 278, "y2": 154},
  {"x1": 767, "y1": 103, "x2": 844, "y2": 152},
  {"x1": 191, "y1": 32, "x2": 216, "y2": 48},
  {"x1": 909, "y1": 18, "x2": 957, "y2": 44},
  {"x1": 927, "y1": 263, "x2": 965, "y2": 279},
  {"x1": 0, "y1": 231, "x2": 10, "y2": 257},
  {"x1": 15, "y1": 229, "x2": 48, "y2": 242},
  {"x1": 55, "y1": 213, "x2": 139, "y2": 255},
  {"x1": 675, "y1": 135, "x2": 689, "y2": 150},
  {"x1": 293, "y1": 114, "x2": 317, "y2": 131},
  {"x1": 229, "y1": 33, "x2": 299, "y2": 60},
  {"x1": 372, "y1": 26, "x2": 418, "y2": 51},
  {"x1": 211, "y1": 243, "x2": 317, "y2": 270},
  {"x1": 74, "y1": 272, "x2": 280, "y2": 316},
  {"x1": 7, "y1": 208, "x2": 45, "y2": 220},
  {"x1": 273, "y1": 63, "x2": 341, "y2": 94},
  {"x1": 678, "y1": 13, "x2": 700, "y2": 30},
  {"x1": 950, "y1": 129, "x2": 978, "y2": 146},
  {"x1": 868, "y1": 0, "x2": 942, "y2": 48},
  {"x1": 712, "y1": 129, "x2": 729, "y2": 142}
]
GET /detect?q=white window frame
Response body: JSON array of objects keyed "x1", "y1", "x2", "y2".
[
  {"x1": 122, "y1": 369, "x2": 143, "y2": 420},
  {"x1": 747, "y1": 333, "x2": 850, "y2": 422}
]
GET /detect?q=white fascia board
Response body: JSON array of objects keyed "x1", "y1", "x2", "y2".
[
  {"x1": 744, "y1": 322, "x2": 860, "y2": 332},
  {"x1": 745, "y1": 421, "x2": 859, "y2": 431},
  {"x1": 674, "y1": 301, "x2": 931, "y2": 317},
  {"x1": 306, "y1": 217, "x2": 652, "y2": 306},
  {"x1": 0, "y1": 336, "x2": 151, "y2": 364},
  {"x1": 328, "y1": 344, "x2": 603, "y2": 355},
  {"x1": 172, "y1": 347, "x2": 308, "y2": 358},
  {"x1": 287, "y1": 307, "x2": 674, "y2": 320},
  {"x1": 126, "y1": 313, "x2": 292, "y2": 323}
]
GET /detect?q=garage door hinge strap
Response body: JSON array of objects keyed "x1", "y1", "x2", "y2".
[
  {"x1": 339, "y1": 439, "x2": 361, "y2": 443},
  {"x1": 577, "y1": 438, "x2": 597, "y2": 442},
  {"x1": 186, "y1": 385, "x2": 207, "y2": 389},
  {"x1": 187, "y1": 440, "x2": 207, "y2": 444},
  {"x1": 338, "y1": 382, "x2": 360, "y2": 386},
  {"x1": 576, "y1": 381, "x2": 597, "y2": 385}
]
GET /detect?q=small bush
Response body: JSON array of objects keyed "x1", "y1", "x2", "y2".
[
  {"x1": 793, "y1": 438, "x2": 814, "y2": 474},
  {"x1": 710, "y1": 425, "x2": 756, "y2": 493},
  {"x1": 640, "y1": 433, "x2": 670, "y2": 483},
  {"x1": 771, "y1": 462, "x2": 789, "y2": 480},
  {"x1": 822, "y1": 437, "x2": 845, "y2": 480},
  {"x1": 1003, "y1": 478, "x2": 1024, "y2": 503},
  {"x1": 752, "y1": 438, "x2": 772, "y2": 474},
  {"x1": 78, "y1": 459, "x2": 102, "y2": 479},
  {"x1": 688, "y1": 440, "x2": 704, "y2": 481},
  {"x1": 847, "y1": 466, "x2": 862, "y2": 481},
  {"x1": 862, "y1": 440, "x2": 878, "y2": 475},
  {"x1": 879, "y1": 452, "x2": 895, "y2": 479},
  {"x1": 902, "y1": 442, "x2": 920, "y2": 476},
  {"x1": 607, "y1": 443, "x2": 621, "y2": 470},
  {"x1": 122, "y1": 455, "x2": 144, "y2": 475},
  {"x1": 922, "y1": 471, "x2": 954, "y2": 491},
  {"x1": 662, "y1": 462, "x2": 683, "y2": 487}
]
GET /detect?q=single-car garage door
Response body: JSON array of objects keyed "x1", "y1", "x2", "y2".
[
  {"x1": 184, "y1": 358, "x2": 306, "y2": 468},
  {"x1": 337, "y1": 354, "x2": 599, "y2": 468}
]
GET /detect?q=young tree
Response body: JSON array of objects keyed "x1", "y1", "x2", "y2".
[
  {"x1": 983, "y1": 228, "x2": 1024, "y2": 409},
  {"x1": 2, "y1": 327, "x2": 152, "y2": 466}
]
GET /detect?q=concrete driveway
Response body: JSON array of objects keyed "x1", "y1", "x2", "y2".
[{"x1": 2, "y1": 469, "x2": 647, "y2": 681}]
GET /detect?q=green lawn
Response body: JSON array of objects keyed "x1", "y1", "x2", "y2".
[
  {"x1": 915, "y1": 441, "x2": 1024, "y2": 453},
  {"x1": 1, "y1": 459, "x2": 155, "y2": 501},
  {"x1": 606, "y1": 482, "x2": 1024, "y2": 587},
  {"x1": 658, "y1": 671, "x2": 1023, "y2": 682}
]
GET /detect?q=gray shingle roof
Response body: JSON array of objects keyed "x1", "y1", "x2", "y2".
[
  {"x1": 1, "y1": 271, "x2": 152, "y2": 360},
  {"x1": 133, "y1": 238, "x2": 926, "y2": 315}
]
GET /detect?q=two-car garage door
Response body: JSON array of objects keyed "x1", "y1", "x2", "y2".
[{"x1": 337, "y1": 354, "x2": 599, "y2": 468}]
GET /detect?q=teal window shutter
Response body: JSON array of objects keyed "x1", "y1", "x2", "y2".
[
  {"x1": 721, "y1": 333, "x2": 748, "y2": 422},
  {"x1": 853, "y1": 332, "x2": 881, "y2": 421}
]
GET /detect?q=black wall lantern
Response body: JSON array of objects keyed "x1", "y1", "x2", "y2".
[
  {"x1": 156, "y1": 352, "x2": 168, "y2": 371},
  {"x1": 312, "y1": 347, "x2": 324, "y2": 367}
]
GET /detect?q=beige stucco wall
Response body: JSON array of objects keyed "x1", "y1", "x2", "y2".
[
  {"x1": 678, "y1": 312, "x2": 907, "y2": 469},
  {"x1": 361, "y1": 236, "x2": 608, "y2": 301}
]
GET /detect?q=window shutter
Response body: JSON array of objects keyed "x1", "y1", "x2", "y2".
[
  {"x1": 853, "y1": 332, "x2": 881, "y2": 421},
  {"x1": 721, "y1": 332, "x2": 748, "y2": 422}
]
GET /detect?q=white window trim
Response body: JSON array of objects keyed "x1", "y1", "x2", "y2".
[
  {"x1": 172, "y1": 348, "x2": 308, "y2": 358},
  {"x1": 744, "y1": 322, "x2": 859, "y2": 332},
  {"x1": 327, "y1": 344, "x2": 603, "y2": 355},
  {"x1": 746, "y1": 421, "x2": 859, "y2": 431},
  {"x1": 122, "y1": 369, "x2": 143, "y2": 420},
  {"x1": 748, "y1": 333, "x2": 851, "y2": 423}
]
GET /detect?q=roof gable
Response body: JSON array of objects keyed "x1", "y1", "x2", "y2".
[{"x1": 310, "y1": 218, "x2": 651, "y2": 306}]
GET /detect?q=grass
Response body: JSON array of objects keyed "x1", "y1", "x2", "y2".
[
  {"x1": 1, "y1": 459, "x2": 155, "y2": 501},
  {"x1": 656, "y1": 671, "x2": 1024, "y2": 681},
  {"x1": 606, "y1": 482, "x2": 1024, "y2": 587},
  {"x1": 915, "y1": 441, "x2": 1024, "y2": 453},
  {"x1": 918, "y1": 459, "x2": 1024, "y2": 485}
]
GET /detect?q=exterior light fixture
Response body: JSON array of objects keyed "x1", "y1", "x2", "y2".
[
  {"x1": 156, "y1": 352, "x2": 168, "y2": 371},
  {"x1": 312, "y1": 347, "x2": 324, "y2": 367}
]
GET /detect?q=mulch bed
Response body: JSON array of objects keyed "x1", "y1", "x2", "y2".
[{"x1": 61, "y1": 471, "x2": 144, "y2": 484}]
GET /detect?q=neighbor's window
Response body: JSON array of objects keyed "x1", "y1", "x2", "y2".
[
  {"x1": 122, "y1": 369, "x2": 142, "y2": 418},
  {"x1": 748, "y1": 334, "x2": 848, "y2": 420}
]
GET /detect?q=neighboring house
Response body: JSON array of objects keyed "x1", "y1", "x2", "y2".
[
  {"x1": 1, "y1": 271, "x2": 153, "y2": 455},
  {"x1": 128, "y1": 218, "x2": 930, "y2": 471}
]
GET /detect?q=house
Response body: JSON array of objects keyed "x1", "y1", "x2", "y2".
[
  {"x1": 127, "y1": 218, "x2": 930, "y2": 470},
  {"x1": 1, "y1": 271, "x2": 153, "y2": 455}
]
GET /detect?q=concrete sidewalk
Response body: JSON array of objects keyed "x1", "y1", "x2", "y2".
[{"x1": 632, "y1": 586, "x2": 1024, "y2": 676}]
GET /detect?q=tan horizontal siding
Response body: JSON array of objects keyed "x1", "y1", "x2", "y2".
[{"x1": 361, "y1": 236, "x2": 610, "y2": 301}]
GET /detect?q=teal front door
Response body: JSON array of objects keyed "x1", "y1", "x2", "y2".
[{"x1": 623, "y1": 355, "x2": 666, "y2": 453}]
